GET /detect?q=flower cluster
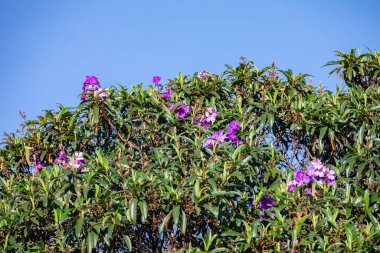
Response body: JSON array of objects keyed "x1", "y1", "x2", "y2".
[
  {"x1": 168, "y1": 102, "x2": 190, "y2": 119},
  {"x1": 288, "y1": 159, "x2": 336, "y2": 193},
  {"x1": 74, "y1": 152, "x2": 87, "y2": 171},
  {"x1": 54, "y1": 150, "x2": 70, "y2": 167},
  {"x1": 81, "y1": 75, "x2": 108, "y2": 100},
  {"x1": 202, "y1": 120, "x2": 242, "y2": 147},
  {"x1": 196, "y1": 107, "x2": 218, "y2": 128},
  {"x1": 54, "y1": 150, "x2": 87, "y2": 171},
  {"x1": 202, "y1": 130, "x2": 227, "y2": 147},
  {"x1": 197, "y1": 70, "x2": 212, "y2": 80}
]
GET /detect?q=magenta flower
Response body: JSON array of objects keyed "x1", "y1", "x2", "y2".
[
  {"x1": 202, "y1": 130, "x2": 227, "y2": 147},
  {"x1": 83, "y1": 75, "x2": 100, "y2": 92},
  {"x1": 165, "y1": 89, "x2": 172, "y2": 101},
  {"x1": 153, "y1": 75, "x2": 161, "y2": 84},
  {"x1": 81, "y1": 75, "x2": 102, "y2": 101}
]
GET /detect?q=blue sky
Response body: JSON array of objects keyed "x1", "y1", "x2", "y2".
[{"x1": 0, "y1": 1, "x2": 379, "y2": 135}]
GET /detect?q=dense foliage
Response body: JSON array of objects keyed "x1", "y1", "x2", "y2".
[{"x1": 0, "y1": 49, "x2": 380, "y2": 252}]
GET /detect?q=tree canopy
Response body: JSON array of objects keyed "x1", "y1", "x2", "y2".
[{"x1": 0, "y1": 49, "x2": 380, "y2": 252}]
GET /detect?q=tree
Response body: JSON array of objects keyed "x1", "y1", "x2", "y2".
[{"x1": 0, "y1": 49, "x2": 379, "y2": 252}]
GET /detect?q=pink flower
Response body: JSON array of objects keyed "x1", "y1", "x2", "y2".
[
  {"x1": 73, "y1": 152, "x2": 87, "y2": 170},
  {"x1": 204, "y1": 107, "x2": 218, "y2": 124},
  {"x1": 197, "y1": 70, "x2": 212, "y2": 80},
  {"x1": 94, "y1": 88, "x2": 108, "y2": 98},
  {"x1": 153, "y1": 75, "x2": 161, "y2": 84}
]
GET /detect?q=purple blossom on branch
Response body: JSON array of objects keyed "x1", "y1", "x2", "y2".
[
  {"x1": 73, "y1": 152, "x2": 87, "y2": 171},
  {"x1": 257, "y1": 193, "x2": 276, "y2": 210},
  {"x1": 54, "y1": 150, "x2": 69, "y2": 167},
  {"x1": 195, "y1": 116, "x2": 210, "y2": 129},
  {"x1": 202, "y1": 130, "x2": 227, "y2": 148},
  {"x1": 82, "y1": 75, "x2": 100, "y2": 92},
  {"x1": 226, "y1": 120, "x2": 242, "y2": 146},
  {"x1": 165, "y1": 89, "x2": 172, "y2": 101},
  {"x1": 197, "y1": 70, "x2": 212, "y2": 80},
  {"x1": 168, "y1": 103, "x2": 190, "y2": 119},
  {"x1": 174, "y1": 104, "x2": 190, "y2": 118},
  {"x1": 152, "y1": 75, "x2": 161, "y2": 84},
  {"x1": 288, "y1": 159, "x2": 336, "y2": 192},
  {"x1": 204, "y1": 107, "x2": 218, "y2": 124}
]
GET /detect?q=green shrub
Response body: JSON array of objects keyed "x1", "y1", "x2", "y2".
[{"x1": 0, "y1": 49, "x2": 379, "y2": 252}]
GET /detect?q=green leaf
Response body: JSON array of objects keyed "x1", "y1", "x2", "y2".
[
  {"x1": 319, "y1": 126, "x2": 328, "y2": 140},
  {"x1": 122, "y1": 235, "x2": 132, "y2": 252},
  {"x1": 172, "y1": 205, "x2": 180, "y2": 226},
  {"x1": 159, "y1": 210, "x2": 173, "y2": 233},
  {"x1": 75, "y1": 218, "x2": 84, "y2": 238},
  {"x1": 181, "y1": 210, "x2": 187, "y2": 234},
  {"x1": 139, "y1": 201, "x2": 148, "y2": 224},
  {"x1": 129, "y1": 199, "x2": 138, "y2": 225}
]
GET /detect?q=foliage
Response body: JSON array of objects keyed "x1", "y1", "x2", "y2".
[{"x1": 0, "y1": 49, "x2": 380, "y2": 252}]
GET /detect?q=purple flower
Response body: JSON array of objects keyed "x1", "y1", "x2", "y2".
[
  {"x1": 83, "y1": 75, "x2": 100, "y2": 92},
  {"x1": 204, "y1": 107, "x2": 218, "y2": 124},
  {"x1": 73, "y1": 152, "x2": 87, "y2": 170},
  {"x1": 55, "y1": 150, "x2": 69, "y2": 167},
  {"x1": 165, "y1": 89, "x2": 172, "y2": 101},
  {"x1": 94, "y1": 88, "x2": 108, "y2": 98},
  {"x1": 305, "y1": 188, "x2": 313, "y2": 195},
  {"x1": 174, "y1": 103, "x2": 190, "y2": 118},
  {"x1": 289, "y1": 159, "x2": 336, "y2": 193},
  {"x1": 35, "y1": 160, "x2": 43, "y2": 172},
  {"x1": 294, "y1": 171, "x2": 312, "y2": 185},
  {"x1": 258, "y1": 193, "x2": 276, "y2": 210},
  {"x1": 202, "y1": 130, "x2": 227, "y2": 148},
  {"x1": 287, "y1": 180, "x2": 297, "y2": 192},
  {"x1": 195, "y1": 116, "x2": 210, "y2": 129},
  {"x1": 293, "y1": 240, "x2": 299, "y2": 246},
  {"x1": 227, "y1": 120, "x2": 240, "y2": 133},
  {"x1": 81, "y1": 75, "x2": 102, "y2": 101},
  {"x1": 168, "y1": 102, "x2": 179, "y2": 112},
  {"x1": 197, "y1": 70, "x2": 211, "y2": 80},
  {"x1": 153, "y1": 75, "x2": 161, "y2": 84},
  {"x1": 226, "y1": 120, "x2": 242, "y2": 146},
  {"x1": 325, "y1": 169, "x2": 336, "y2": 186}
]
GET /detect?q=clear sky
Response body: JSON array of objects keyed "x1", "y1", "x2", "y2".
[{"x1": 0, "y1": 1, "x2": 379, "y2": 135}]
